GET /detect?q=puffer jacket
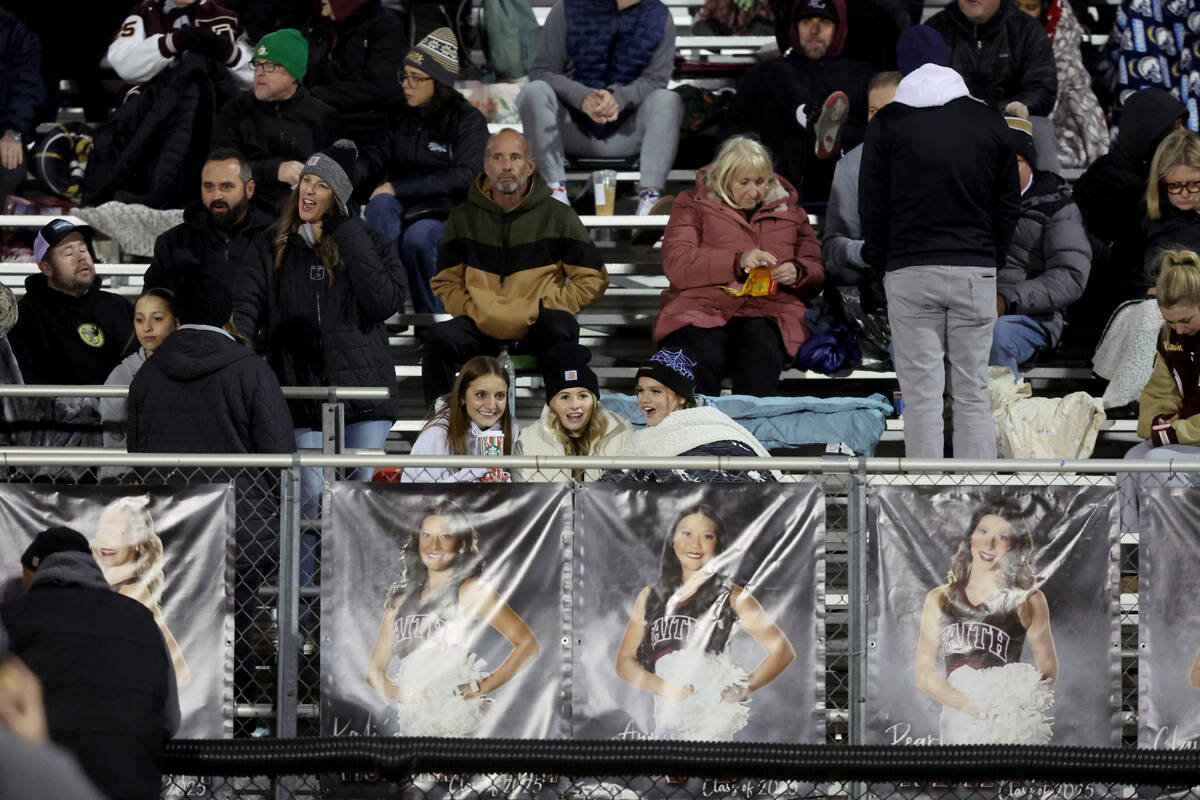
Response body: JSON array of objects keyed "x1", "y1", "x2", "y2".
[
  {"x1": 304, "y1": 0, "x2": 406, "y2": 138},
  {"x1": 233, "y1": 214, "x2": 407, "y2": 427},
  {"x1": 354, "y1": 96, "x2": 488, "y2": 221},
  {"x1": 144, "y1": 201, "x2": 276, "y2": 295},
  {"x1": 926, "y1": 0, "x2": 1057, "y2": 116},
  {"x1": 126, "y1": 326, "x2": 294, "y2": 453},
  {"x1": 514, "y1": 402, "x2": 633, "y2": 481},
  {"x1": 1143, "y1": 205, "x2": 1200, "y2": 278},
  {"x1": 433, "y1": 172, "x2": 608, "y2": 340},
  {"x1": 998, "y1": 171, "x2": 1091, "y2": 347},
  {"x1": 655, "y1": 169, "x2": 824, "y2": 356}
]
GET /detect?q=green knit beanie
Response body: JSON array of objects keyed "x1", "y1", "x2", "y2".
[{"x1": 254, "y1": 28, "x2": 308, "y2": 83}]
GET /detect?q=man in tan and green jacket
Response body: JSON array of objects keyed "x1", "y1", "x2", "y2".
[{"x1": 423, "y1": 128, "x2": 609, "y2": 405}]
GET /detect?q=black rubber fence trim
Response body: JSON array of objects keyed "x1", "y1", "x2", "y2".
[{"x1": 164, "y1": 739, "x2": 1200, "y2": 784}]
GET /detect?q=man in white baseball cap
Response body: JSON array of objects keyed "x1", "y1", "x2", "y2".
[{"x1": 8, "y1": 220, "x2": 133, "y2": 386}]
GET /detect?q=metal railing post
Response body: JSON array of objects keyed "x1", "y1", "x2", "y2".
[
  {"x1": 847, "y1": 458, "x2": 869, "y2": 800},
  {"x1": 321, "y1": 399, "x2": 345, "y2": 490},
  {"x1": 275, "y1": 465, "x2": 301, "y2": 800}
]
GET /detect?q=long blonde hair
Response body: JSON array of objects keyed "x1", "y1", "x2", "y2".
[
  {"x1": 1146, "y1": 129, "x2": 1200, "y2": 220},
  {"x1": 93, "y1": 495, "x2": 165, "y2": 611},
  {"x1": 272, "y1": 185, "x2": 343, "y2": 285},
  {"x1": 704, "y1": 135, "x2": 781, "y2": 209},
  {"x1": 1155, "y1": 248, "x2": 1200, "y2": 308}
]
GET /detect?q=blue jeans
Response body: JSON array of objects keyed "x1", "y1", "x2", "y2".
[
  {"x1": 365, "y1": 193, "x2": 446, "y2": 314},
  {"x1": 989, "y1": 314, "x2": 1050, "y2": 380},
  {"x1": 295, "y1": 418, "x2": 393, "y2": 631}
]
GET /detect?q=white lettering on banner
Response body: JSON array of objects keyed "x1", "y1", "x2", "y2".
[
  {"x1": 885, "y1": 721, "x2": 940, "y2": 746},
  {"x1": 649, "y1": 615, "x2": 696, "y2": 648},
  {"x1": 395, "y1": 613, "x2": 447, "y2": 645},
  {"x1": 615, "y1": 719, "x2": 652, "y2": 740},
  {"x1": 998, "y1": 782, "x2": 1096, "y2": 800},
  {"x1": 938, "y1": 621, "x2": 1012, "y2": 660},
  {"x1": 1153, "y1": 725, "x2": 1200, "y2": 749}
]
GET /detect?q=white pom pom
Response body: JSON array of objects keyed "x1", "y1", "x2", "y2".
[
  {"x1": 943, "y1": 663, "x2": 1054, "y2": 745},
  {"x1": 653, "y1": 650, "x2": 751, "y2": 741},
  {"x1": 387, "y1": 644, "x2": 491, "y2": 736}
]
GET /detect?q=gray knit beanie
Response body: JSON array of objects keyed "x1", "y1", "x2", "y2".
[{"x1": 299, "y1": 139, "x2": 358, "y2": 211}]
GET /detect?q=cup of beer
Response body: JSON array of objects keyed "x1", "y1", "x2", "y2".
[{"x1": 593, "y1": 169, "x2": 617, "y2": 215}]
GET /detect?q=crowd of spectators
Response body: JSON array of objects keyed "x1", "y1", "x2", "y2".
[{"x1": 0, "y1": 0, "x2": 1196, "y2": 469}]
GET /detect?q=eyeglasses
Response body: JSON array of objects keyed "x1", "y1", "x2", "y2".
[
  {"x1": 1165, "y1": 180, "x2": 1200, "y2": 194},
  {"x1": 252, "y1": 60, "x2": 282, "y2": 73},
  {"x1": 400, "y1": 70, "x2": 433, "y2": 86}
]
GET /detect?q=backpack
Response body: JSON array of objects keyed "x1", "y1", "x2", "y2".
[{"x1": 480, "y1": 0, "x2": 541, "y2": 78}]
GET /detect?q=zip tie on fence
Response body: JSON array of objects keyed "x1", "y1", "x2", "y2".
[{"x1": 163, "y1": 739, "x2": 1200, "y2": 783}]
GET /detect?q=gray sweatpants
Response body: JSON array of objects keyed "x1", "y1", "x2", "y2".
[
  {"x1": 516, "y1": 80, "x2": 683, "y2": 191},
  {"x1": 885, "y1": 264, "x2": 998, "y2": 459}
]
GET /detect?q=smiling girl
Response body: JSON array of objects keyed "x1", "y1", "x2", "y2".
[
  {"x1": 914, "y1": 497, "x2": 1058, "y2": 744},
  {"x1": 514, "y1": 344, "x2": 632, "y2": 481},
  {"x1": 364, "y1": 500, "x2": 539, "y2": 735},
  {"x1": 403, "y1": 356, "x2": 519, "y2": 483},
  {"x1": 615, "y1": 504, "x2": 794, "y2": 739}
]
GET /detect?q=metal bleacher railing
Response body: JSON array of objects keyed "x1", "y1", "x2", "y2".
[{"x1": 0, "y1": 441, "x2": 1180, "y2": 798}]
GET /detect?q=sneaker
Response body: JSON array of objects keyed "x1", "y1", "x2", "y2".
[
  {"x1": 635, "y1": 189, "x2": 664, "y2": 216},
  {"x1": 813, "y1": 91, "x2": 850, "y2": 160},
  {"x1": 548, "y1": 181, "x2": 570, "y2": 206},
  {"x1": 632, "y1": 193, "x2": 674, "y2": 245}
]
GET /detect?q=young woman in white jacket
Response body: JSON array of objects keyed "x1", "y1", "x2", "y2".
[{"x1": 514, "y1": 344, "x2": 632, "y2": 482}]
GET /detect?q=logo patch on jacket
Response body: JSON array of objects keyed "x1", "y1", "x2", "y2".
[
  {"x1": 77, "y1": 323, "x2": 104, "y2": 348},
  {"x1": 428, "y1": 142, "x2": 448, "y2": 153}
]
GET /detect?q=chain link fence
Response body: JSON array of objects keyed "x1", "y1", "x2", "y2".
[{"x1": 2, "y1": 451, "x2": 1193, "y2": 798}]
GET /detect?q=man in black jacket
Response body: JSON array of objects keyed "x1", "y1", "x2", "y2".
[
  {"x1": 1, "y1": 527, "x2": 180, "y2": 800},
  {"x1": 9, "y1": 220, "x2": 133, "y2": 386},
  {"x1": 127, "y1": 273, "x2": 294, "y2": 455},
  {"x1": 926, "y1": 0, "x2": 1056, "y2": 119},
  {"x1": 860, "y1": 26, "x2": 1020, "y2": 458},
  {"x1": 211, "y1": 28, "x2": 340, "y2": 212},
  {"x1": 722, "y1": 0, "x2": 873, "y2": 202},
  {"x1": 304, "y1": 0, "x2": 405, "y2": 141},
  {"x1": 144, "y1": 148, "x2": 275, "y2": 316}
]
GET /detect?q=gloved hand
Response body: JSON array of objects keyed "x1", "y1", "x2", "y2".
[{"x1": 171, "y1": 26, "x2": 235, "y2": 63}]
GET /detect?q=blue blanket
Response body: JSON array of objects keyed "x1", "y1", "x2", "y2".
[{"x1": 601, "y1": 393, "x2": 895, "y2": 455}]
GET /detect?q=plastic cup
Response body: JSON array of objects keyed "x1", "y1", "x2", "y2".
[{"x1": 593, "y1": 170, "x2": 617, "y2": 215}]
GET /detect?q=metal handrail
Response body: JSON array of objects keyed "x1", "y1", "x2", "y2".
[
  {"x1": 0, "y1": 384, "x2": 390, "y2": 400},
  {"x1": 0, "y1": 449, "x2": 1188, "y2": 473}
]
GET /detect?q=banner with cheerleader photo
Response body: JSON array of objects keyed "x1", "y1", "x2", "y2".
[
  {"x1": 321, "y1": 482, "x2": 568, "y2": 746},
  {"x1": 572, "y1": 482, "x2": 825, "y2": 747},
  {"x1": 866, "y1": 485, "x2": 1120, "y2": 747},
  {"x1": 1139, "y1": 487, "x2": 1200, "y2": 749},
  {"x1": 0, "y1": 484, "x2": 235, "y2": 738}
]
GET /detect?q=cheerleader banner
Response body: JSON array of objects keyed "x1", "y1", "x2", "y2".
[
  {"x1": 866, "y1": 485, "x2": 1120, "y2": 747},
  {"x1": 321, "y1": 482, "x2": 569, "y2": 793},
  {"x1": 0, "y1": 484, "x2": 235, "y2": 738},
  {"x1": 572, "y1": 482, "x2": 825, "y2": 746},
  {"x1": 1139, "y1": 488, "x2": 1200, "y2": 748}
]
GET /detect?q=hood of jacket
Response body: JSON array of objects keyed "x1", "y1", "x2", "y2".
[
  {"x1": 1115, "y1": 87, "x2": 1188, "y2": 167},
  {"x1": 787, "y1": 0, "x2": 849, "y2": 60},
  {"x1": 692, "y1": 165, "x2": 796, "y2": 212},
  {"x1": 29, "y1": 550, "x2": 109, "y2": 592},
  {"x1": 149, "y1": 326, "x2": 251, "y2": 383},
  {"x1": 468, "y1": 170, "x2": 554, "y2": 216},
  {"x1": 892, "y1": 63, "x2": 972, "y2": 107}
]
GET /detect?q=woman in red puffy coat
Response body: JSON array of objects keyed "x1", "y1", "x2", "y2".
[{"x1": 654, "y1": 135, "x2": 825, "y2": 396}]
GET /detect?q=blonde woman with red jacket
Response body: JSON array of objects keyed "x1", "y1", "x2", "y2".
[{"x1": 654, "y1": 136, "x2": 825, "y2": 396}]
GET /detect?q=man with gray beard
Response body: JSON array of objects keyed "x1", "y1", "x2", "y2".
[{"x1": 422, "y1": 128, "x2": 609, "y2": 405}]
